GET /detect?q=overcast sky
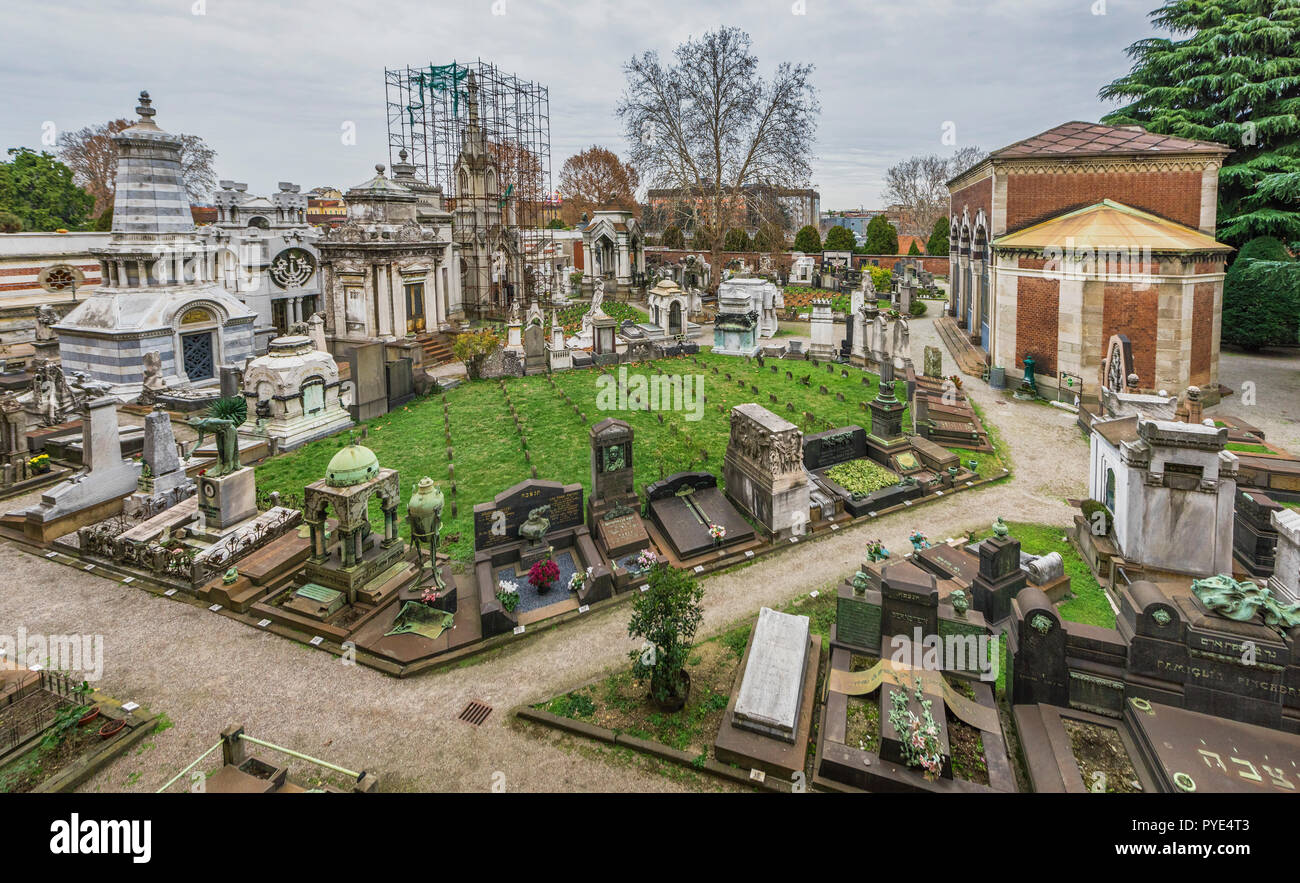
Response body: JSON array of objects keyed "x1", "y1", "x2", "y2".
[{"x1": 1, "y1": 0, "x2": 1158, "y2": 209}]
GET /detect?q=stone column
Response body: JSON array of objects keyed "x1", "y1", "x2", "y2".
[{"x1": 391, "y1": 265, "x2": 407, "y2": 335}]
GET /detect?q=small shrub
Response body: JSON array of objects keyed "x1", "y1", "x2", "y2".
[{"x1": 1080, "y1": 499, "x2": 1112, "y2": 536}]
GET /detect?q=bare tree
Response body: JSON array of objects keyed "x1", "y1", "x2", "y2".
[
  {"x1": 883, "y1": 146, "x2": 986, "y2": 237},
  {"x1": 558, "y1": 145, "x2": 639, "y2": 224},
  {"x1": 618, "y1": 27, "x2": 819, "y2": 290},
  {"x1": 58, "y1": 118, "x2": 219, "y2": 216}
]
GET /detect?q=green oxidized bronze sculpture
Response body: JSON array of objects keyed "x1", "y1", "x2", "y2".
[
  {"x1": 1191, "y1": 574, "x2": 1300, "y2": 629},
  {"x1": 408, "y1": 477, "x2": 445, "y2": 588},
  {"x1": 188, "y1": 416, "x2": 241, "y2": 477}
]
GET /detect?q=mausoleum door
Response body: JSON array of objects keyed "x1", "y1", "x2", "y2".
[
  {"x1": 405, "y1": 281, "x2": 426, "y2": 333},
  {"x1": 272, "y1": 300, "x2": 288, "y2": 336},
  {"x1": 181, "y1": 330, "x2": 215, "y2": 381},
  {"x1": 669, "y1": 301, "x2": 682, "y2": 335}
]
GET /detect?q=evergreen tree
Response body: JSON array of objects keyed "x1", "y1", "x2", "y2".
[
  {"x1": 907, "y1": 240, "x2": 922, "y2": 255},
  {"x1": 793, "y1": 224, "x2": 821, "y2": 253},
  {"x1": 661, "y1": 224, "x2": 685, "y2": 249},
  {"x1": 927, "y1": 217, "x2": 950, "y2": 256},
  {"x1": 1099, "y1": 0, "x2": 1300, "y2": 247},
  {"x1": 863, "y1": 215, "x2": 899, "y2": 255},
  {"x1": 824, "y1": 224, "x2": 857, "y2": 251},
  {"x1": 723, "y1": 227, "x2": 752, "y2": 251},
  {"x1": 1222, "y1": 235, "x2": 1300, "y2": 348},
  {"x1": 0, "y1": 148, "x2": 94, "y2": 231},
  {"x1": 752, "y1": 222, "x2": 786, "y2": 252}
]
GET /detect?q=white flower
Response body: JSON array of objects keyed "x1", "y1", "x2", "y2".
[{"x1": 497, "y1": 579, "x2": 518, "y2": 595}]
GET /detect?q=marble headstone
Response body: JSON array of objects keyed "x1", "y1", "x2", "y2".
[{"x1": 732, "y1": 607, "x2": 811, "y2": 743}]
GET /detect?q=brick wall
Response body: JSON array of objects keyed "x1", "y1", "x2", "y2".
[
  {"x1": 1006, "y1": 170, "x2": 1203, "y2": 232},
  {"x1": 1015, "y1": 257, "x2": 1060, "y2": 376},
  {"x1": 1101, "y1": 282, "x2": 1159, "y2": 386},
  {"x1": 645, "y1": 249, "x2": 949, "y2": 276},
  {"x1": 950, "y1": 176, "x2": 993, "y2": 236},
  {"x1": 1191, "y1": 281, "x2": 1215, "y2": 386}
]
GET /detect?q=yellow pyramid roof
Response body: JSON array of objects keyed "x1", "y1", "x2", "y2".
[{"x1": 992, "y1": 200, "x2": 1231, "y2": 254}]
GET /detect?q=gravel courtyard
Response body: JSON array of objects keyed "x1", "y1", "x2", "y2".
[{"x1": 0, "y1": 312, "x2": 1091, "y2": 792}]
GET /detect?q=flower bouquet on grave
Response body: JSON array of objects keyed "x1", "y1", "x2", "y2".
[
  {"x1": 28, "y1": 452, "x2": 51, "y2": 475},
  {"x1": 890, "y1": 678, "x2": 944, "y2": 782},
  {"x1": 568, "y1": 565, "x2": 593, "y2": 594},
  {"x1": 496, "y1": 579, "x2": 520, "y2": 613},
  {"x1": 633, "y1": 549, "x2": 658, "y2": 573},
  {"x1": 866, "y1": 539, "x2": 890, "y2": 562},
  {"x1": 528, "y1": 557, "x2": 560, "y2": 594},
  {"x1": 708, "y1": 523, "x2": 726, "y2": 546},
  {"x1": 908, "y1": 530, "x2": 931, "y2": 552}
]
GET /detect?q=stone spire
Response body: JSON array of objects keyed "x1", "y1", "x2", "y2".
[
  {"x1": 111, "y1": 90, "x2": 193, "y2": 235},
  {"x1": 461, "y1": 72, "x2": 486, "y2": 158}
]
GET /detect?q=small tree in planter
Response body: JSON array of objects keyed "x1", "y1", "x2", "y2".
[{"x1": 627, "y1": 556, "x2": 704, "y2": 708}]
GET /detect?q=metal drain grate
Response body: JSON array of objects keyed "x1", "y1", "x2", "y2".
[{"x1": 458, "y1": 700, "x2": 493, "y2": 726}]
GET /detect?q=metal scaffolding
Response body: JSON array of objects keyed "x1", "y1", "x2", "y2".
[{"x1": 385, "y1": 60, "x2": 560, "y2": 318}]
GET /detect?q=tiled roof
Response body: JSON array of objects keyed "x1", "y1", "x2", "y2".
[{"x1": 990, "y1": 121, "x2": 1229, "y2": 159}]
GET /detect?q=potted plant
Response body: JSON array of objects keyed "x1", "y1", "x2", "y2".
[
  {"x1": 708, "y1": 522, "x2": 726, "y2": 546},
  {"x1": 28, "y1": 452, "x2": 51, "y2": 475},
  {"x1": 626, "y1": 557, "x2": 704, "y2": 711},
  {"x1": 528, "y1": 557, "x2": 560, "y2": 594},
  {"x1": 496, "y1": 579, "x2": 520, "y2": 613}
]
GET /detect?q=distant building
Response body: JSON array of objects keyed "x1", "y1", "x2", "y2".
[{"x1": 645, "y1": 183, "x2": 818, "y2": 238}]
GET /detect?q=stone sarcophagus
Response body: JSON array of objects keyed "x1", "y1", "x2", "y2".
[{"x1": 723, "y1": 404, "x2": 810, "y2": 540}]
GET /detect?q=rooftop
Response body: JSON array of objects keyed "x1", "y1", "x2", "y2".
[
  {"x1": 992, "y1": 200, "x2": 1232, "y2": 254},
  {"x1": 990, "y1": 120, "x2": 1230, "y2": 160}
]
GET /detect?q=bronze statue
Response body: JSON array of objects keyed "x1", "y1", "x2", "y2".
[
  {"x1": 408, "y1": 477, "x2": 445, "y2": 586},
  {"x1": 188, "y1": 416, "x2": 240, "y2": 477}
]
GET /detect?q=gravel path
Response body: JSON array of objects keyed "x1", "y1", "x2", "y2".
[
  {"x1": 1209, "y1": 347, "x2": 1300, "y2": 453},
  {"x1": 0, "y1": 312, "x2": 1089, "y2": 793}
]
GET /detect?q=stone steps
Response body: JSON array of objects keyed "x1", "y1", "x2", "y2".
[
  {"x1": 416, "y1": 332, "x2": 456, "y2": 367},
  {"x1": 933, "y1": 316, "x2": 988, "y2": 379}
]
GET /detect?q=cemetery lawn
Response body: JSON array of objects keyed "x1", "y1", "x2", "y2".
[
  {"x1": 970, "y1": 520, "x2": 1114, "y2": 629},
  {"x1": 534, "y1": 587, "x2": 837, "y2": 770},
  {"x1": 253, "y1": 351, "x2": 908, "y2": 562}
]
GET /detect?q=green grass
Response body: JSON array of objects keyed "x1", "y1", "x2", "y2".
[
  {"x1": 553, "y1": 301, "x2": 647, "y2": 333},
  {"x1": 971, "y1": 520, "x2": 1113, "y2": 629},
  {"x1": 1225, "y1": 442, "x2": 1271, "y2": 454},
  {"x1": 253, "y1": 350, "x2": 907, "y2": 561}
]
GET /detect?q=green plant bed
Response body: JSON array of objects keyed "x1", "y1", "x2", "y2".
[
  {"x1": 969, "y1": 520, "x2": 1113, "y2": 629},
  {"x1": 552, "y1": 300, "x2": 647, "y2": 334},
  {"x1": 254, "y1": 352, "x2": 911, "y2": 561},
  {"x1": 845, "y1": 697, "x2": 879, "y2": 752},
  {"x1": 825, "y1": 459, "x2": 899, "y2": 495},
  {"x1": 1225, "y1": 442, "x2": 1272, "y2": 454}
]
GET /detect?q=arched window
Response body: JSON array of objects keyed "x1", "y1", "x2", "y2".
[{"x1": 1105, "y1": 468, "x2": 1116, "y2": 512}]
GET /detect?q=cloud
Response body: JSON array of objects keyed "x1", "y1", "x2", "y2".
[{"x1": 0, "y1": 0, "x2": 1156, "y2": 208}]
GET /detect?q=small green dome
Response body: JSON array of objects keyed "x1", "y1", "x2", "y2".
[{"x1": 326, "y1": 443, "x2": 380, "y2": 487}]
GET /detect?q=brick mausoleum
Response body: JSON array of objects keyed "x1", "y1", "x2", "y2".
[{"x1": 947, "y1": 121, "x2": 1233, "y2": 404}]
